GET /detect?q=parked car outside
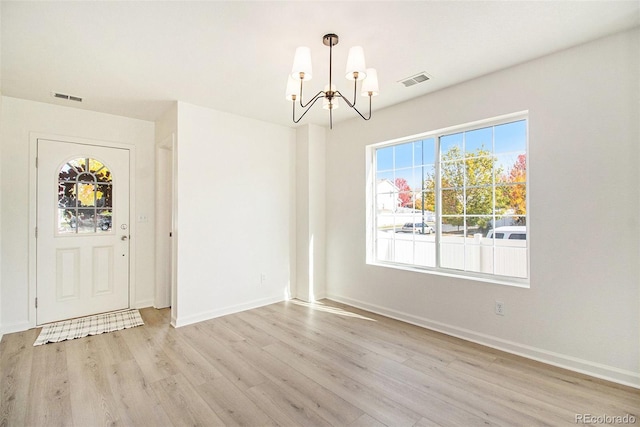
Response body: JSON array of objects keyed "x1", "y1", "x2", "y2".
[
  {"x1": 401, "y1": 222, "x2": 434, "y2": 234},
  {"x1": 486, "y1": 226, "x2": 526, "y2": 240}
]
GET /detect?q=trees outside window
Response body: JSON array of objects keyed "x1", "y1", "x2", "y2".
[{"x1": 372, "y1": 116, "x2": 528, "y2": 281}]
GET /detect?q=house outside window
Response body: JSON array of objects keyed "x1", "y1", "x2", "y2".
[{"x1": 369, "y1": 113, "x2": 528, "y2": 285}]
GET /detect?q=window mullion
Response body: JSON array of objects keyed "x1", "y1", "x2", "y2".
[{"x1": 435, "y1": 136, "x2": 442, "y2": 269}]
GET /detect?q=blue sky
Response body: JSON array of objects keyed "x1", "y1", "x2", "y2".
[{"x1": 376, "y1": 120, "x2": 526, "y2": 189}]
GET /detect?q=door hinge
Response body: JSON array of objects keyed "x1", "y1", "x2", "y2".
[
  {"x1": 35, "y1": 227, "x2": 38, "y2": 238},
  {"x1": 35, "y1": 157, "x2": 38, "y2": 168},
  {"x1": 35, "y1": 298, "x2": 38, "y2": 308}
]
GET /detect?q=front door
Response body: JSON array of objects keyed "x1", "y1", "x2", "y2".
[{"x1": 37, "y1": 139, "x2": 130, "y2": 325}]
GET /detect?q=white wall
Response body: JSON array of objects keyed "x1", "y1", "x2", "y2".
[
  {"x1": 325, "y1": 29, "x2": 640, "y2": 387},
  {"x1": 0, "y1": 96, "x2": 156, "y2": 333},
  {"x1": 295, "y1": 124, "x2": 326, "y2": 301},
  {"x1": 173, "y1": 102, "x2": 296, "y2": 327},
  {"x1": 155, "y1": 103, "x2": 177, "y2": 311}
]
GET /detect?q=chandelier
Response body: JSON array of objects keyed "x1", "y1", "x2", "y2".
[{"x1": 286, "y1": 33, "x2": 379, "y2": 129}]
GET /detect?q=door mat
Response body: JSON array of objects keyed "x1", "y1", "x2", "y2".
[{"x1": 34, "y1": 309, "x2": 144, "y2": 346}]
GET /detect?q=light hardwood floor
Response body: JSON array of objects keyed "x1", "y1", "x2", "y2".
[{"x1": 1, "y1": 299, "x2": 638, "y2": 426}]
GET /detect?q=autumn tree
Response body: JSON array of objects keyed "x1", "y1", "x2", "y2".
[
  {"x1": 423, "y1": 146, "x2": 503, "y2": 230},
  {"x1": 502, "y1": 154, "x2": 526, "y2": 224},
  {"x1": 394, "y1": 178, "x2": 413, "y2": 207}
]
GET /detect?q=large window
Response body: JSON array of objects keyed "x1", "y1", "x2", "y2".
[{"x1": 370, "y1": 114, "x2": 528, "y2": 283}]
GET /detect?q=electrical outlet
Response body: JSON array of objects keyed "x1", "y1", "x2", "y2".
[
  {"x1": 495, "y1": 301, "x2": 505, "y2": 316},
  {"x1": 260, "y1": 273, "x2": 266, "y2": 284}
]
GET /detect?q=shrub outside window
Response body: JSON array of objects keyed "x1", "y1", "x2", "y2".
[{"x1": 371, "y1": 114, "x2": 528, "y2": 283}]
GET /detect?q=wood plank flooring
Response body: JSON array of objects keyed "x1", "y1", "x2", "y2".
[{"x1": 1, "y1": 299, "x2": 638, "y2": 426}]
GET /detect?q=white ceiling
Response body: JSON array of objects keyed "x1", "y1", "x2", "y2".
[{"x1": 2, "y1": 1, "x2": 638, "y2": 128}]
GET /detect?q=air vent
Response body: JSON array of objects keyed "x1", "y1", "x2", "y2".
[
  {"x1": 51, "y1": 92, "x2": 83, "y2": 102},
  {"x1": 399, "y1": 72, "x2": 432, "y2": 88}
]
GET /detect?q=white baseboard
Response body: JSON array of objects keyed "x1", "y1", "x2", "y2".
[
  {"x1": 134, "y1": 299, "x2": 155, "y2": 309},
  {"x1": 173, "y1": 295, "x2": 286, "y2": 328},
  {"x1": 326, "y1": 293, "x2": 640, "y2": 389}
]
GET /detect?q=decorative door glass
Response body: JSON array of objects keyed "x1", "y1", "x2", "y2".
[{"x1": 57, "y1": 158, "x2": 113, "y2": 234}]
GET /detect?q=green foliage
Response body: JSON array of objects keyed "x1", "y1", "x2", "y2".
[{"x1": 424, "y1": 145, "x2": 504, "y2": 230}]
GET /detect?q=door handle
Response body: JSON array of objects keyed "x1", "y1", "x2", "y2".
[{"x1": 121, "y1": 235, "x2": 129, "y2": 241}]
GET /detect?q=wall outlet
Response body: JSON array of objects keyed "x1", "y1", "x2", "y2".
[
  {"x1": 495, "y1": 301, "x2": 505, "y2": 316},
  {"x1": 260, "y1": 273, "x2": 266, "y2": 284}
]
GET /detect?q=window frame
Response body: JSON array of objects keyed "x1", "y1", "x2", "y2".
[{"x1": 367, "y1": 112, "x2": 529, "y2": 287}]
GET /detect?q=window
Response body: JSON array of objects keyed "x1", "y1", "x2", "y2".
[
  {"x1": 57, "y1": 157, "x2": 113, "y2": 234},
  {"x1": 370, "y1": 114, "x2": 528, "y2": 283}
]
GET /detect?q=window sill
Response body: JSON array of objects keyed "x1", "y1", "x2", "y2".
[{"x1": 367, "y1": 260, "x2": 530, "y2": 289}]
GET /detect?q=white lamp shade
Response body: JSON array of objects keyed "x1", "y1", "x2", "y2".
[
  {"x1": 291, "y1": 46, "x2": 313, "y2": 81},
  {"x1": 361, "y1": 68, "x2": 379, "y2": 96},
  {"x1": 285, "y1": 76, "x2": 299, "y2": 101},
  {"x1": 345, "y1": 46, "x2": 367, "y2": 80}
]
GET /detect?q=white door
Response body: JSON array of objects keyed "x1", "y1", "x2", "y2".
[{"x1": 37, "y1": 139, "x2": 130, "y2": 325}]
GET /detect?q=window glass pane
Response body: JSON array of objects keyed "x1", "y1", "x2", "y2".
[
  {"x1": 394, "y1": 142, "x2": 414, "y2": 169},
  {"x1": 76, "y1": 208, "x2": 97, "y2": 233},
  {"x1": 421, "y1": 138, "x2": 436, "y2": 165},
  {"x1": 494, "y1": 247, "x2": 528, "y2": 278},
  {"x1": 441, "y1": 189, "x2": 463, "y2": 215},
  {"x1": 441, "y1": 133, "x2": 463, "y2": 160},
  {"x1": 495, "y1": 120, "x2": 527, "y2": 154},
  {"x1": 440, "y1": 160, "x2": 464, "y2": 190},
  {"x1": 440, "y1": 240, "x2": 464, "y2": 270},
  {"x1": 466, "y1": 186, "x2": 493, "y2": 215},
  {"x1": 376, "y1": 146, "x2": 393, "y2": 171},
  {"x1": 507, "y1": 183, "x2": 527, "y2": 219},
  {"x1": 376, "y1": 180, "x2": 399, "y2": 225},
  {"x1": 414, "y1": 191, "x2": 435, "y2": 219},
  {"x1": 414, "y1": 241, "x2": 436, "y2": 268},
  {"x1": 495, "y1": 153, "x2": 526, "y2": 183},
  {"x1": 413, "y1": 141, "x2": 423, "y2": 166},
  {"x1": 77, "y1": 183, "x2": 97, "y2": 206},
  {"x1": 466, "y1": 216, "x2": 489, "y2": 237},
  {"x1": 89, "y1": 159, "x2": 112, "y2": 182},
  {"x1": 465, "y1": 126, "x2": 493, "y2": 153},
  {"x1": 58, "y1": 208, "x2": 76, "y2": 234},
  {"x1": 96, "y1": 184, "x2": 112, "y2": 208},
  {"x1": 97, "y1": 210, "x2": 113, "y2": 232},
  {"x1": 465, "y1": 152, "x2": 494, "y2": 183}
]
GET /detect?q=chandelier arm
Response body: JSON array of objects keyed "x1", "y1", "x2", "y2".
[
  {"x1": 335, "y1": 90, "x2": 373, "y2": 121},
  {"x1": 299, "y1": 88, "x2": 325, "y2": 109},
  {"x1": 293, "y1": 94, "x2": 324, "y2": 124}
]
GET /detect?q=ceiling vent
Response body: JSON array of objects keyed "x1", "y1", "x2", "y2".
[
  {"x1": 399, "y1": 72, "x2": 432, "y2": 87},
  {"x1": 51, "y1": 91, "x2": 83, "y2": 102}
]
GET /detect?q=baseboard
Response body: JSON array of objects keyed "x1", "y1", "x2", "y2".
[
  {"x1": 173, "y1": 295, "x2": 286, "y2": 328},
  {"x1": 134, "y1": 299, "x2": 155, "y2": 309},
  {"x1": 326, "y1": 293, "x2": 640, "y2": 389}
]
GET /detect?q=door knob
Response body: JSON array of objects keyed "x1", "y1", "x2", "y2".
[{"x1": 121, "y1": 235, "x2": 129, "y2": 241}]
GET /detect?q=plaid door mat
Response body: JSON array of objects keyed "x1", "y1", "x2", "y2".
[{"x1": 34, "y1": 309, "x2": 144, "y2": 346}]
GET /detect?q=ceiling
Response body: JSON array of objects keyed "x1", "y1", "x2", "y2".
[{"x1": 2, "y1": 1, "x2": 638, "y2": 128}]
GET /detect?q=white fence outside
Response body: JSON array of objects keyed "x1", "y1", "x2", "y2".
[{"x1": 376, "y1": 231, "x2": 528, "y2": 278}]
